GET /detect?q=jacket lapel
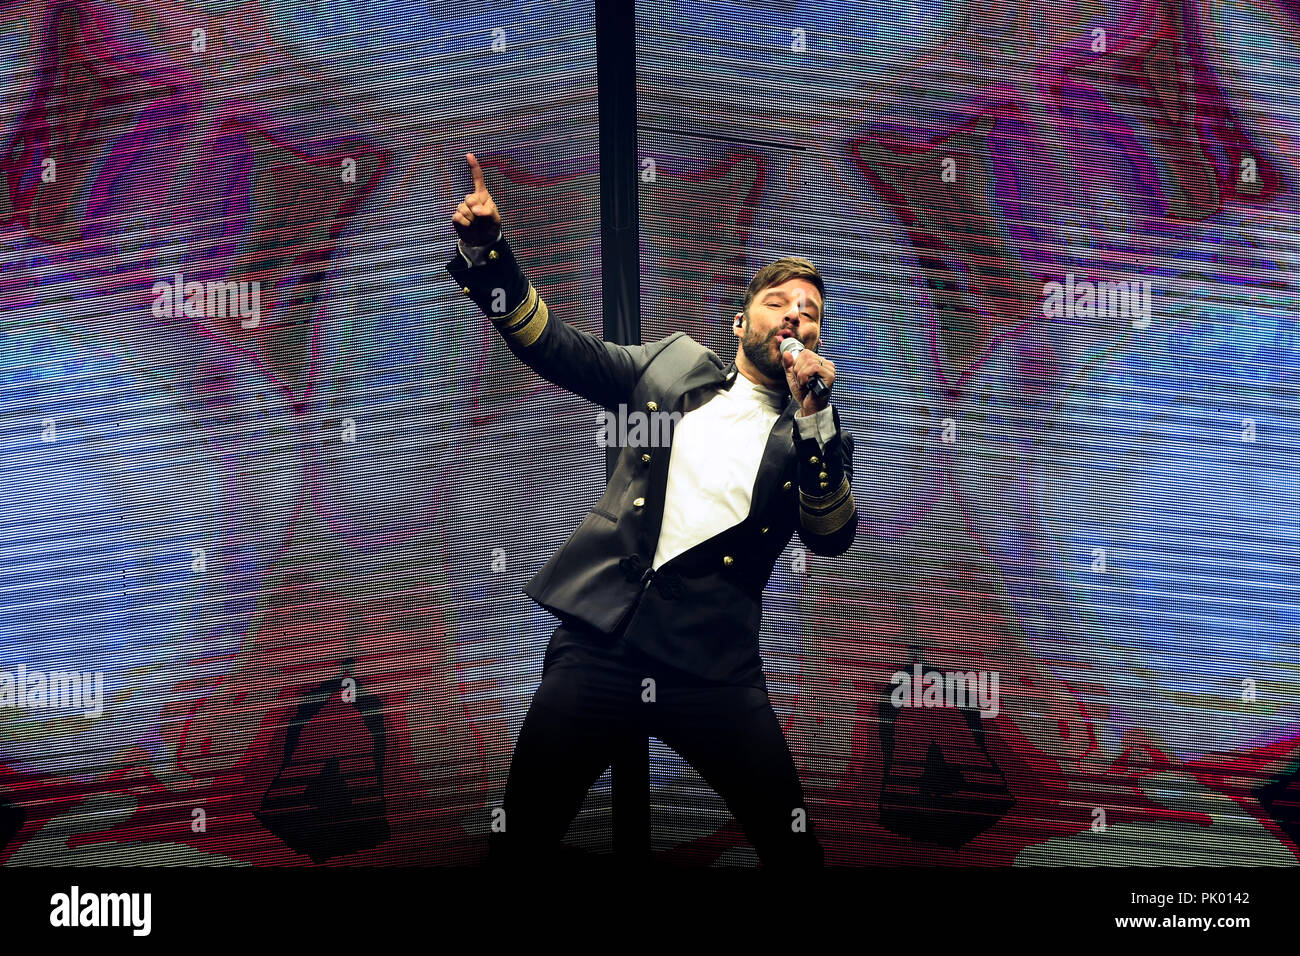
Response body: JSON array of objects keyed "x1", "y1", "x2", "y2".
[
  {"x1": 746, "y1": 395, "x2": 799, "y2": 520},
  {"x1": 669, "y1": 354, "x2": 730, "y2": 413}
]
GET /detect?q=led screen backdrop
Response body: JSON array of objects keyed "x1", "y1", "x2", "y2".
[
  {"x1": 1, "y1": 0, "x2": 1298, "y2": 869},
  {"x1": 0, "y1": 0, "x2": 604, "y2": 864},
  {"x1": 638, "y1": 0, "x2": 1300, "y2": 863}
]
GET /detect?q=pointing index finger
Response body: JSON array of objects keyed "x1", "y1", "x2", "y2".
[{"x1": 466, "y1": 152, "x2": 487, "y2": 194}]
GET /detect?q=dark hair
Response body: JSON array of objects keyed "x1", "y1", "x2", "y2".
[{"x1": 741, "y1": 257, "x2": 826, "y2": 318}]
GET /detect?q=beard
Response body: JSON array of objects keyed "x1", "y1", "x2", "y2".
[{"x1": 741, "y1": 324, "x2": 788, "y2": 384}]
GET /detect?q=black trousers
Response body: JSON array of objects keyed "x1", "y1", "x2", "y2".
[{"x1": 488, "y1": 620, "x2": 824, "y2": 868}]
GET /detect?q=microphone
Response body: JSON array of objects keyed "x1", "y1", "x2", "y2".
[{"x1": 779, "y1": 336, "x2": 831, "y2": 399}]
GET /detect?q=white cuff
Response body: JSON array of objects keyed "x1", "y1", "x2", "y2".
[{"x1": 794, "y1": 403, "x2": 836, "y2": 450}]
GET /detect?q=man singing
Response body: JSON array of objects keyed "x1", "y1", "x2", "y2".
[{"x1": 448, "y1": 153, "x2": 856, "y2": 867}]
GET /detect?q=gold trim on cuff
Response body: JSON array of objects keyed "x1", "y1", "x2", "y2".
[
  {"x1": 496, "y1": 284, "x2": 548, "y2": 347},
  {"x1": 798, "y1": 478, "x2": 855, "y2": 535}
]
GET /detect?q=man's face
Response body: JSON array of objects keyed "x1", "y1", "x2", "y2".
[{"x1": 734, "y1": 277, "x2": 823, "y2": 384}]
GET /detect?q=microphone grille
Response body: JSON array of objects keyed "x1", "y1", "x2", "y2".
[{"x1": 779, "y1": 336, "x2": 802, "y2": 355}]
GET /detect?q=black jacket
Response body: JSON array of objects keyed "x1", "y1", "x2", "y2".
[{"x1": 447, "y1": 235, "x2": 857, "y2": 682}]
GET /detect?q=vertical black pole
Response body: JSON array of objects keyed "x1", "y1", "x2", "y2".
[{"x1": 596, "y1": 0, "x2": 650, "y2": 864}]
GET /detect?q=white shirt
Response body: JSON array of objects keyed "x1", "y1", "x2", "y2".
[
  {"x1": 652, "y1": 372, "x2": 787, "y2": 568},
  {"x1": 652, "y1": 373, "x2": 836, "y2": 568}
]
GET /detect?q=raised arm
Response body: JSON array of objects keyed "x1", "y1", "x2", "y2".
[
  {"x1": 793, "y1": 406, "x2": 857, "y2": 556},
  {"x1": 446, "y1": 153, "x2": 663, "y2": 410},
  {"x1": 780, "y1": 333, "x2": 857, "y2": 556}
]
